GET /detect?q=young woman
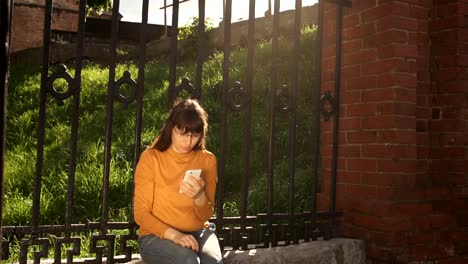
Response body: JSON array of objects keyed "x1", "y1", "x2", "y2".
[{"x1": 134, "y1": 99, "x2": 223, "y2": 264}]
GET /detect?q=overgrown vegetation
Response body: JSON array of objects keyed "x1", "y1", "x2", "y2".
[
  {"x1": 86, "y1": 0, "x2": 112, "y2": 15},
  {"x1": 4, "y1": 22, "x2": 319, "y2": 260}
]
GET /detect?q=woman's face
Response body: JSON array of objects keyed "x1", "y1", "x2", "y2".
[{"x1": 171, "y1": 126, "x2": 201, "y2": 154}]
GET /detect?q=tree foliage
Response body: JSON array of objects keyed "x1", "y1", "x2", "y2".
[
  {"x1": 86, "y1": 0, "x2": 112, "y2": 15},
  {"x1": 178, "y1": 17, "x2": 216, "y2": 60}
]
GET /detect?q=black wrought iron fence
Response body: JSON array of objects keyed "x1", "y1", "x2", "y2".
[{"x1": 1, "y1": 0, "x2": 349, "y2": 263}]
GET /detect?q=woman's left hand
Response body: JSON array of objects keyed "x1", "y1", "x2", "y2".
[{"x1": 180, "y1": 175, "x2": 205, "y2": 199}]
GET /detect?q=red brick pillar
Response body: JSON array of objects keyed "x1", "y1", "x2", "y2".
[
  {"x1": 319, "y1": 0, "x2": 468, "y2": 262},
  {"x1": 426, "y1": 0, "x2": 468, "y2": 262}
]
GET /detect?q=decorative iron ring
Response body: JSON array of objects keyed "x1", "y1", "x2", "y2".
[
  {"x1": 114, "y1": 70, "x2": 137, "y2": 108},
  {"x1": 46, "y1": 64, "x2": 75, "y2": 106},
  {"x1": 227, "y1": 81, "x2": 245, "y2": 112},
  {"x1": 174, "y1": 77, "x2": 198, "y2": 99},
  {"x1": 320, "y1": 90, "x2": 335, "y2": 122},
  {"x1": 274, "y1": 84, "x2": 290, "y2": 114}
]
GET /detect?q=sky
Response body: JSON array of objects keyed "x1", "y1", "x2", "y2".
[{"x1": 119, "y1": 0, "x2": 318, "y2": 26}]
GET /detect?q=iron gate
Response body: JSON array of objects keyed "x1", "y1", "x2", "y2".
[{"x1": 1, "y1": 0, "x2": 350, "y2": 263}]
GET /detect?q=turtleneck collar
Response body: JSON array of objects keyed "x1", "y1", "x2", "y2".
[{"x1": 167, "y1": 144, "x2": 196, "y2": 161}]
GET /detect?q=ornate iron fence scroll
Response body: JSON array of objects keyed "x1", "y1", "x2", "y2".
[{"x1": 1, "y1": 0, "x2": 350, "y2": 262}]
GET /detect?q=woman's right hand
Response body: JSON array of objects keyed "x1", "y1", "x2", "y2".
[{"x1": 163, "y1": 227, "x2": 199, "y2": 252}]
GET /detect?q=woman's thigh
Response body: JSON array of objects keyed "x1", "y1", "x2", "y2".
[
  {"x1": 192, "y1": 229, "x2": 223, "y2": 264},
  {"x1": 138, "y1": 235, "x2": 199, "y2": 264}
]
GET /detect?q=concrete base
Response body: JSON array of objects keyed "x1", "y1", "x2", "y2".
[
  {"x1": 128, "y1": 238, "x2": 365, "y2": 264},
  {"x1": 223, "y1": 238, "x2": 365, "y2": 264}
]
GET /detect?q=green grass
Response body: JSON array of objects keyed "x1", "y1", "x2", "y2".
[{"x1": 4, "y1": 25, "x2": 319, "y2": 259}]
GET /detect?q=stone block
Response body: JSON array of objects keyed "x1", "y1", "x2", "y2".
[
  {"x1": 222, "y1": 238, "x2": 365, "y2": 264},
  {"x1": 126, "y1": 238, "x2": 365, "y2": 264}
]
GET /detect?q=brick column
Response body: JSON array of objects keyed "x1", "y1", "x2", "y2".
[
  {"x1": 319, "y1": 0, "x2": 468, "y2": 262},
  {"x1": 426, "y1": 0, "x2": 468, "y2": 262}
]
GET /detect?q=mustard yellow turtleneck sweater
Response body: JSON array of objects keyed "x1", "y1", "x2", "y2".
[{"x1": 133, "y1": 147, "x2": 217, "y2": 238}]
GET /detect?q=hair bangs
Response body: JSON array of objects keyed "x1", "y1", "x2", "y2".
[{"x1": 174, "y1": 109, "x2": 204, "y2": 134}]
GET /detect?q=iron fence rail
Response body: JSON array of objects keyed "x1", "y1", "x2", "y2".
[{"x1": 1, "y1": 0, "x2": 13, "y2": 261}]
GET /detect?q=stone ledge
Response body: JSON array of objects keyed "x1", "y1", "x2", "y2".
[
  {"x1": 129, "y1": 238, "x2": 365, "y2": 264},
  {"x1": 223, "y1": 238, "x2": 365, "y2": 264}
]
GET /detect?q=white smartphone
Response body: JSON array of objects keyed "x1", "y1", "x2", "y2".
[{"x1": 183, "y1": 169, "x2": 202, "y2": 185}]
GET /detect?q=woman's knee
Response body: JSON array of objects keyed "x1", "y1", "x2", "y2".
[
  {"x1": 196, "y1": 230, "x2": 223, "y2": 263},
  {"x1": 174, "y1": 248, "x2": 199, "y2": 264},
  {"x1": 138, "y1": 235, "x2": 199, "y2": 264}
]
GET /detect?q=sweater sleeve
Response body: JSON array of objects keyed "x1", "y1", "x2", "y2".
[
  {"x1": 193, "y1": 153, "x2": 217, "y2": 222},
  {"x1": 133, "y1": 150, "x2": 170, "y2": 238}
]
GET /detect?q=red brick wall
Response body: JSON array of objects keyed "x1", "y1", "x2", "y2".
[
  {"x1": 319, "y1": 0, "x2": 468, "y2": 263},
  {"x1": 11, "y1": 0, "x2": 79, "y2": 52},
  {"x1": 427, "y1": 0, "x2": 468, "y2": 262},
  {"x1": 12, "y1": 4, "x2": 46, "y2": 53}
]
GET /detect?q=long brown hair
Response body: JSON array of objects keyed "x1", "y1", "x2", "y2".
[{"x1": 150, "y1": 99, "x2": 208, "y2": 151}]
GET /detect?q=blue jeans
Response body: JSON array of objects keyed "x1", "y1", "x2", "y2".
[{"x1": 138, "y1": 228, "x2": 223, "y2": 264}]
